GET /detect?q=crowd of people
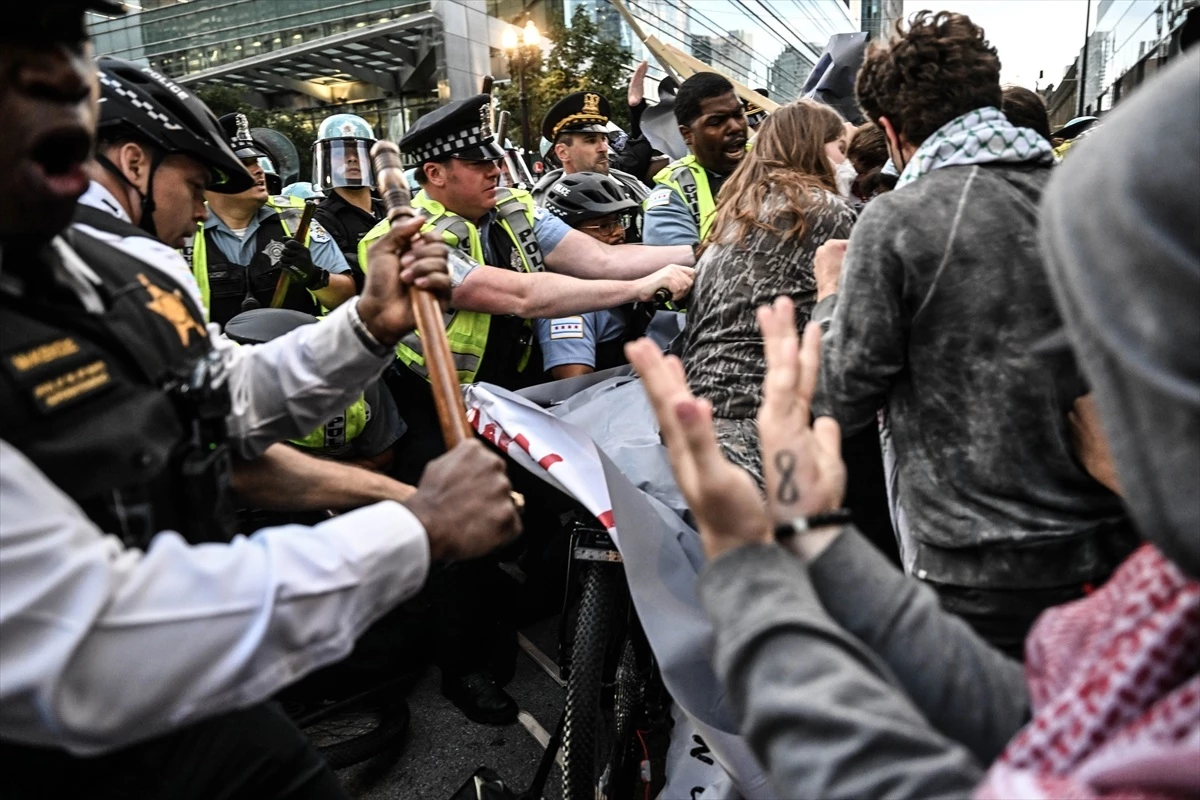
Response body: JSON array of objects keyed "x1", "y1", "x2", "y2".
[{"x1": 1, "y1": 0, "x2": 1196, "y2": 798}]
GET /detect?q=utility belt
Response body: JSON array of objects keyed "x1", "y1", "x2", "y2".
[{"x1": 162, "y1": 347, "x2": 237, "y2": 547}]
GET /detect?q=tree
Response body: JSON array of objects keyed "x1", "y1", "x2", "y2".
[
  {"x1": 192, "y1": 85, "x2": 318, "y2": 183},
  {"x1": 495, "y1": 6, "x2": 634, "y2": 151}
]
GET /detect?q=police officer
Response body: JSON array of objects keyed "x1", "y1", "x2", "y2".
[
  {"x1": 358, "y1": 93, "x2": 693, "y2": 725},
  {"x1": 225, "y1": 308, "x2": 406, "y2": 472},
  {"x1": 311, "y1": 113, "x2": 386, "y2": 289},
  {"x1": 643, "y1": 72, "x2": 750, "y2": 247},
  {"x1": 0, "y1": 4, "x2": 519, "y2": 796},
  {"x1": 744, "y1": 87, "x2": 770, "y2": 130},
  {"x1": 190, "y1": 113, "x2": 355, "y2": 328},
  {"x1": 538, "y1": 171, "x2": 670, "y2": 379},
  {"x1": 360, "y1": 94, "x2": 694, "y2": 399},
  {"x1": 531, "y1": 91, "x2": 648, "y2": 242}
]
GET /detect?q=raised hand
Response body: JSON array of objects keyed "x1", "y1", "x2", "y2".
[
  {"x1": 628, "y1": 59, "x2": 649, "y2": 107},
  {"x1": 755, "y1": 297, "x2": 847, "y2": 559},
  {"x1": 626, "y1": 339, "x2": 770, "y2": 560}
]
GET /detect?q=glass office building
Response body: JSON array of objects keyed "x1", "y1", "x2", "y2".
[
  {"x1": 1079, "y1": 0, "x2": 1195, "y2": 114},
  {"x1": 89, "y1": 0, "x2": 856, "y2": 141}
]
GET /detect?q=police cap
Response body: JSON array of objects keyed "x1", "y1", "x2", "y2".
[
  {"x1": 399, "y1": 94, "x2": 505, "y2": 168},
  {"x1": 542, "y1": 91, "x2": 612, "y2": 142},
  {"x1": 218, "y1": 113, "x2": 268, "y2": 160}
]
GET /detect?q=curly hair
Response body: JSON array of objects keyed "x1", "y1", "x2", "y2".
[
  {"x1": 706, "y1": 100, "x2": 842, "y2": 250},
  {"x1": 856, "y1": 10, "x2": 1002, "y2": 147},
  {"x1": 675, "y1": 72, "x2": 736, "y2": 127}
]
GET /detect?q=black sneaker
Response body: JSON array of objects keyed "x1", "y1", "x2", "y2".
[{"x1": 441, "y1": 671, "x2": 519, "y2": 725}]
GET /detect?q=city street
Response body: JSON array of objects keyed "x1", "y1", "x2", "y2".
[{"x1": 341, "y1": 617, "x2": 568, "y2": 800}]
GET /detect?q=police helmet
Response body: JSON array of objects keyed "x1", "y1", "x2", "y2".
[
  {"x1": 257, "y1": 156, "x2": 283, "y2": 195},
  {"x1": 543, "y1": 172, "x2": 638, "y2": 228},
  {"x1": 96, "y1": 57, "x2": 254, "y2": 194},
  {"x1": 313, "y1": 113, "x2": 376, "y2": 191},
  {"x1": 282, "y1": 181, "x2": 323, "y2": 201}
]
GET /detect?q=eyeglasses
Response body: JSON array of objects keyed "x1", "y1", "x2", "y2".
[{"x1": 578, "y1": 216, "x2": 631, "y2": 235}]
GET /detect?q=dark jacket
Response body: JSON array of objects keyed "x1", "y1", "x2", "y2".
[
  {"x1": 816, "y1": 163, "x2": 1131, "y2": 590},
  {"x1": 312, "y1": 190, "x2": 385, "y2": 291}
]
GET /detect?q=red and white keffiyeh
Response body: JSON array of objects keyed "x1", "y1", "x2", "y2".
[{"x1": 977, "y1": 544, "x2": 1200, "y2": 800}]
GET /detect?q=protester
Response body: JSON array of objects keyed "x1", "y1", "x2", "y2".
[
  {"x1": 680, "y1": 100, "x2": 856, "y2": 485},
  {"x1": 845, "y1": 121, "x2": 897, "y2": 204},
  {"x1": 813, "y1": 11, "x2": 1135, "y2": 656},
  {"x1": 643, "y1": 72, "x2": 749, "y2": 247},
  {"x1": 626, "y1": 47, "x2": 1200, "y2": 800},
  {"x1": 1001, "y1": 85, "x2": 1052, "y2": 142},
  {"x1": 0, "y1": 5, "x2": 521, "y2": 798}
]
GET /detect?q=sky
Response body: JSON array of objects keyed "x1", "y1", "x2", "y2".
[{"x1": 903, "y1": 0, "x2": 1092, "y2": 89}]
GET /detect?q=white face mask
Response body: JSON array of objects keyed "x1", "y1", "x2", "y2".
[{"x1": 834, "y1": 159, "x2": 858, "y2": 198}]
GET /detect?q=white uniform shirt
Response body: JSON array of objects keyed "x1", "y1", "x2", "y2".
[
  {"x1": 75, "y1": 180, "x2": 205, "y2": 310},
  {"x1": 0, "y1": 230, "x2": 431, "y2": 755}
]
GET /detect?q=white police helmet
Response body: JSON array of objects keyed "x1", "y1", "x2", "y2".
[{"x1": 313, "y1": 113, "x2": 377, "y2": 190}]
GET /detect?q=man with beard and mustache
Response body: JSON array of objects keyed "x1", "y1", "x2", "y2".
[
  {"x1": 531, "y1": 91, "x2": 648, "y2": 241},
  {"x1": 0, "y1": 3, "x2": 521, "y2": 796},
  {"x1": 642, "y1": 72, "x2": 749, "y2": 248}
]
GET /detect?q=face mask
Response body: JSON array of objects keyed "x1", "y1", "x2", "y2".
[{"x1": 834, "y1": 159, "x2": 858, "y2": 198}]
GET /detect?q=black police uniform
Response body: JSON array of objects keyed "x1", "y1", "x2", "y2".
[
  {"x1": 312, "y1": 189, "x2": 386, "y2": 292},
  {"x1": 0, "y1": 209, "x2": 345, "y2": 800}
]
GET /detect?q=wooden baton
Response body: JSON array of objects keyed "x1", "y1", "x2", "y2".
[
  {"x1": 269, "y1": 199, "x2": 317, "y2": 309},
  {"x1": 370, "y1": 141, "x2": 474, "y2": 447}
]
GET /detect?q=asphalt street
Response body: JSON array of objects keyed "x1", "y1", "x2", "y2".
[{"x1": 339, "y1": 617, "x2": 567, "y2": 800}]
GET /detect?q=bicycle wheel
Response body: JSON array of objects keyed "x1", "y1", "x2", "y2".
[
  {"x1": 563, "y1": 562, "x2": 618, "y2": 800},
  {"x1": 290, "y1": 684, "x2": 410, "y2": 770}
]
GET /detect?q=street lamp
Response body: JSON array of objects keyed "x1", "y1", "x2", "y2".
[{"x1": 502, "y1": 18, "x2": 541, "y2": 160}]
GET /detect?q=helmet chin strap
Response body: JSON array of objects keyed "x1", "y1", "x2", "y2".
[{"x1": 95, "y1": 151, "x2": 165, "y2": 238}]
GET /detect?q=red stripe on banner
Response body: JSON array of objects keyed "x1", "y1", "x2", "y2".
[
  {"x1": 513, "y1": 433, "x2": 532, "y2": 454},
  {"x1": 597, "y1": 510, "x2": 615, "y2": 529},
  {"x1": 538, "y1": 453, "x2": 563, "y2": 470},
  {"x1": 497, "y1": 430, "x2": 513, "y2": 451},
  {"x1": 468, "y1": 407, "x2": 480, "y2": 429}
]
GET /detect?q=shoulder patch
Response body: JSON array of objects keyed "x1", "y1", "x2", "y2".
[
  {"x1": 644, "y1": 187, "x2": 674, "y2": 210},
  {"x1": 308, "y1": 220, "x2": 332, "y2": 243},
  {"x1": 549, "y1": 317, "x2": 585, "y2": 340}
]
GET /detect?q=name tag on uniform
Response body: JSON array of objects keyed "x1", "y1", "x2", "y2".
[
  {"x1": 4, "y1": 336, "x2": 114, "y2": 415},
  {"x1": 644, "y1": 187, "x2": 673, "y2": 210},
  {"x1": 549, "y1": 317, "x2": 584, "y2": 340}
]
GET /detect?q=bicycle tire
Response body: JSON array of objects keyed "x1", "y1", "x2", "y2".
[{"x1": 563, "y1": 563, "x2": 618, "y2": 800}]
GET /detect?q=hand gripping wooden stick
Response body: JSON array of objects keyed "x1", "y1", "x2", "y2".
[
  {"x1": 269, "y1": 199, "x2": 317, "y2": 309},
  {"x1": 371, "y1": 141, "x2": 474, "y2": 447}
]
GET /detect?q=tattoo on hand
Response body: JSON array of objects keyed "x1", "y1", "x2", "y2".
[{"x1": 774, "y1": 451, "x2": 799, "y2": 504}]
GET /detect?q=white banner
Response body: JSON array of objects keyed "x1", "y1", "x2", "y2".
[{"x1": 465, "y1": 383, "x2": 775, "y2": 799}]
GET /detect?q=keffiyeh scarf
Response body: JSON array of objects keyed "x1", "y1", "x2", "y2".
[
  {"x1": 976, "y1": 545, "x2": 1200, "y2": 800},
  {"x1": 896, "y1": 105, "x2": 1055, "y2": 189}
]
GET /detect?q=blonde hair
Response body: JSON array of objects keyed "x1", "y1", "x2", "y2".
[{"x1": 709, "y1": 100, "x2": 844, "y2": 247}]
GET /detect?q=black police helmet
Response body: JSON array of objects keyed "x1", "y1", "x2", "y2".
[
  {"x1": 544, "y1": 172, "x2": 638, "y2": 227},
  {"x1": 96, "y1": 57, "x2": 254, "y2": 194},
  {"x1": 224, "y1": 308, "x2": 318, "y2": 345}
]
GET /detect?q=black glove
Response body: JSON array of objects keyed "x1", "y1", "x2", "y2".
[{"x1": 279, "y1": 239, "x2": 330, "y2": 290}]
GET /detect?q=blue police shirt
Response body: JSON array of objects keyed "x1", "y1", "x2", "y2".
[
  {"x1": 537, "y1": 311, "x2": 625, "y2": 371},
  {"x1": 478, "y1": 206, "x2": 570, "y2": 266},
  {"x1": 641, "y1": 185, "x2": 700, "y2": 246},
  {"x1": 202, "y1": 202, "x2": 351, "y2": 275}
]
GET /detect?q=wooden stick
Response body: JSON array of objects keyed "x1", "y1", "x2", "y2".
[
  {"x1": 609, "y1": 0, "x2": 681, "y2": 83},
  {"x1": 371, "y1": 141, "x2": 474, "y2": 448},
  {"x1": 269, "y1": 200, "x2": 316, "y2": 309}
]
